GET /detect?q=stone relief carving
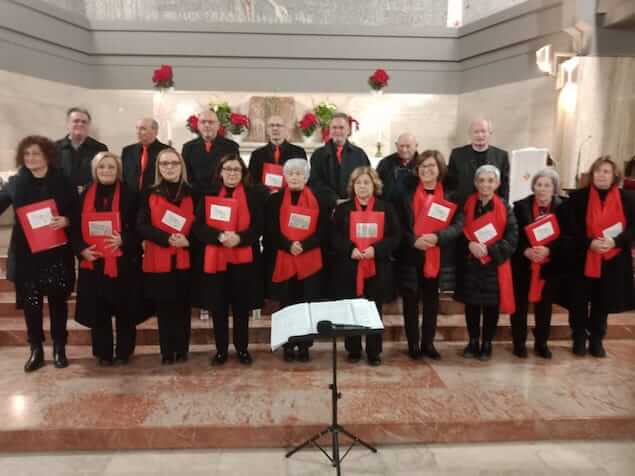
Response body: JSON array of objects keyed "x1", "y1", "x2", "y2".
[{"x1": 246, "y1": 96, "x2": 300, "y2": 142}]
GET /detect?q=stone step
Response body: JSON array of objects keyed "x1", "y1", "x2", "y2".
[{"x1": 1, "y1": 313, "x2": 633, "y2": 347}]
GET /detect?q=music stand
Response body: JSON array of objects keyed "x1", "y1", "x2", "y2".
[{"x1": 285, "y1": 325, "x2": 381, "y2": 475}]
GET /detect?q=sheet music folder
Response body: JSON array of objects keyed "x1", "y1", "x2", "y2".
[{"x1": 270, "y1": 298, "x2": 384, "y2": 351}]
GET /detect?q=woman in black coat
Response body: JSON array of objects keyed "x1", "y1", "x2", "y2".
[
  {"x1": 137, "y1": 148, "x2": 194, "y2": 365},
  {"x1": 330, "y1": 166, "x2": 401, "y2": 366},
  {"x1": 193, "y1": 153, "x2": 263, "y2": 366},
  {"x1": 454, "y1": 164, "x2": 518, "y2": 361},
  {"x1": 393, "y1": 150, "x2": 463, "y2": 360},
  {"x1": 561, "y1": 156, "x2": 634, "y2": 357},
  {"x1": 0, "y1": 136, "x2": 77, "y2": 372},
  {"x1": 510, "y1": 168, "x2": 565, "y2": 359},
  {"x1": 265, "y1": 159, "x2": 327, "y2": 362},
  {"x1": 72, "y1": 152, "x2": 141, "y2": 366}
]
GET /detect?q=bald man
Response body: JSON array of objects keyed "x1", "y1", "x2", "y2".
[
  {"x1": 181, "y1": 110, "x2": 239, "y2": 196},
  {"x1": 376, "y1": 133, "x2": 419, "y2": 201},
  {"x1": 121, "y1": 117, "x2": 170, "y2": 193},
  {"x1": 446, "y1": 119, "x2": 510, "y2": 205}
]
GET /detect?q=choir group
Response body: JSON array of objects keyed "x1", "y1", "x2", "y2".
[{"x1": 1, "y1": 107, "x2": 633, "y2": 373}]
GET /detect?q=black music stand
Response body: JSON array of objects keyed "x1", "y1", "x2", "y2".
[{"x1": 285, "y1": 326, "x2": 381, "y2": 475}]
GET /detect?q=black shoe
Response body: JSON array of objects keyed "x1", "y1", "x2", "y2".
[
  {"x1": 479, "y1": 341, "x2": 492, "y2": 361},
  {"x1": 347, "y1": 352, "x2": 362, "y2": 363},
  {"x1": 512, "y1": 345, "x2": 528, "y2": 359},
  {"x1": 297, "y1": 347, "x2": 310, "y2": 362},
  {"x1": 53, "y1": 344, "x2": 69, "y2": 369},
  {"x1": 408, "y1": 347, "x2": 423, "y2": 360},
  {"x1": 572, "y1": 338, "x2": 587, "y2": 356},
  {"x1": 589, "y1": 339, "x2": 607, "y2": 358},
  {"x1": 210, "y1": 351, "x2": 228, "y2": 366},
  {"x1": 534, "y1": 343, "x2": 552, "y2": 359},
  {"x1": 98, "y1": 358, "x2": 114, "y2": 367},
  {"x1": 161, "y1": 355, "x2": 175, "y2": 365},
  {"x1": 114, "y1": 356, "x2": 130, "y2": 365},
  {"x1": 175, "y1": 352, "x2": 189, "y2": 363},
  {"x1": 463, "y1": 339, "x2": 480, "y2": 359},
  {"x1": 283, "y1": 347, "x2": 295, "y2": 362},
  {"x1": 238, "y1": 351, "x2": 253, "y2": 365},
  {"x1": 422, "y1": 344, "x2": 441, "y2": 360},
  {"x1": 24, "y1": 345, "x2": 44, "y2": 373},
  {"x1": 368, "y1": 355, "x2": 382, "y2": 366}
]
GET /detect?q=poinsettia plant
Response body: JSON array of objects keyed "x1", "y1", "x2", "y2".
[
  {"x1": 186, "y1": 114, "x2": 199, "y2": 134},
  {"x1": 368, "y1": 68, "x2": 389, "y2": 91},
  {"x1": 152, "y1": 64, "x2": 174, "y2": 89},
  {"x1": 349, "y1": 116, "x2": 360, "y2": 132},
  {"x1": 228, "y1": 112, "x2": 250, "y2": 135},
  {"x1": 298, "y1": 112, "x2": 319, "y2": 137}
]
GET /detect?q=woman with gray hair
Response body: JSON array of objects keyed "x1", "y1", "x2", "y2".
[
  {"x1": 265, "y1": 158, "x2": 327, "y2": 362},
  {"x1": 510, "y1": 168, "x2": 565, "y2": 359},
  {"x1": 454, "y1": 164, "x2": 518, "y2": 361}
]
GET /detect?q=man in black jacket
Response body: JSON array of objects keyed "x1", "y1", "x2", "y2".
[
  {"x1": 248, "y1": 115, "x2": 306, "y2": 192},
  {"x1": 121, "y1": 118, "x2": 170, "y2": 193},
  {"x1": 446, "y1": 119, "x2": 510, "y2": 206},
  {"x1": 376, "y1": 132, "x2": 418, "y2": 202},
  {"x1": 309, "y1": 112, "x2": 370, "y2": 210},
  {"x1": 55, "y1": 107, "x2": 108, "y2": 192},
  {"x1": 182, "y1": 110, "x2": 239, "y2": 196}
]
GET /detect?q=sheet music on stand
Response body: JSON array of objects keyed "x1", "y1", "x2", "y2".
[{"x1": 270, "y1": 299, "x2": 384, "y2": 351}]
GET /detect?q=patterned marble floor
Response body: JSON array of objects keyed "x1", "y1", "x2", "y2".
[{"x1": 1, "y1": 340, "x2": 634, "y2": 452}]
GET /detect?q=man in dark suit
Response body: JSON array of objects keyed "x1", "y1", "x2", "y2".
[
  {"x1": 446, "y1": 119, "x2": 510, "y2": 206},
  {"x1": 182, "y1": 110, "x2": 239, "y2": 196},
  {"x1": 121, "y1": 118, "x2": 170, "y2": 193},
  {"x1": 376, "y1": 132, "x2": 418, "y2": 202},
  {"x1": 55, "y1": 107, "x2": 108, "y2": 192},
  {"x1": 309, "y1": 112, "x2": 370, "y2": 210},
  {"x1": 248, "y1": 115, "x2": 307, "y2": 193}
]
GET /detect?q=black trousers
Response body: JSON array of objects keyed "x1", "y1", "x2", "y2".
[
  {"x1": 511, "y1": 278, "x2": 556, "y2": 348},
  {"x1": 345, "y1": 298, "x2": 383, "y2": 358},
  {"x1": 465, "y1": 304, "x2": 499, "y2": 342},
  {"x1": 569, "y1": 277, "x2": 608, "y2": 341},
  {"x1": 91, "y1": 296, "x2": 136, "y2": 361},
  {"x1": 156, "y1": 298, "x2": 191, "y2": 357},
  {"x1": 401, "y1": 275, "x2": 439, "y2": 352},
  {"x1": 23, "y1": 286, "x2": 68, "y2": 347}
]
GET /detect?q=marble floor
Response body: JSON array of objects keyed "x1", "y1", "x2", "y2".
[{"x1": 0, "y1": 440, "x2": 633, "y2": 475}]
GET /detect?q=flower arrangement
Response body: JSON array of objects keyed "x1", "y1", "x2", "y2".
[
  {"x1": 368, "y1": 68, "x2": 389, "y2": 91},
  {"x1": 298, "y1": 112, "x2": 319, "y2": 138},
  {"x1": 228, "y1": 112, "x2": 250, "y2": 135},
  {"x1": 152, "y1": 64, "x2": 174, "y2": 89},
  {"x1": 210, "y1": 102, "x2": 232, "y2": 127},
  {"x1": 186, "y1": 114, "x2": 199, "y2": 134}
]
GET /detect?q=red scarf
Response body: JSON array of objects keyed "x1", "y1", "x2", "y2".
[
  {"x1": 142, "y1": 194, "x2": 193, "y2": 273},
  {"x1": 463, "y1": 193, "x2": 516, "y2": 313},
  {"x1": 526, "y1": 199, "x2": 559, "y2": 302},
  {"x1": 584, "y1": 186, "x2": 626, "y2": 278},
  {"x1": 412, "y1": 182, "x2": 456, "y2": 278},
  {"x1": 204, "y1": 184, "x2": 253, "y2": 273},
  {"x1": 272, "y1": 186, "x2": 322, "y2": 282},
  {"x1": 349, "y1": 196, "x2": 385, "y2": 296},
  {"x1": 80, "y1": 182, "x2": 122, "y2": 278}
]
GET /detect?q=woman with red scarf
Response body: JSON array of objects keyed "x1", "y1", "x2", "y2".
[
  {"x1": 562, "y1": 156, "x2": 634, "y2": 357},
  {"x1": 510, "y1": 168, "x2": 565, "y2": 359},
  {"x1": 265, "y1": 159, "x2": 327, "y2": 362},
  {"x1": 330, "y1": 167, "x2": 401, "y2": 366},
  {"x1": 73, "y1": 152, "x2": 140, "y2": 366},
  {"x1": 137, "y1": 149, "x2": 194, "y2": 365},
  {"x1": 454, "y1": 164, "x2": 518, "y2": 361},
  {"x1": 193, "y1": 154, "x2": 263, "y2": 366},
  {"x1": 393, "y1": 150, "x2": 462, "y2": 360}
]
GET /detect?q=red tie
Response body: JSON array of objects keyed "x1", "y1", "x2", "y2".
[
  {"x1": 139, "y1": 144, "x2": 149, "y2": 190},
  {"x1": 205, "y1": 141, "x2": 212, "y2": 153},
  {"x1": 336, "y1": 145, "x2": 343, "y2": 163},
  {"x1": 273, "y1": 144, "x2": 281, "y2": 164}
]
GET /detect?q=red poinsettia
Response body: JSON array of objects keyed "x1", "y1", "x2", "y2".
[
  {"x1": 228, "y1": 113, "x2": 250, "y2": 134},
  {"x1": 152, "y1": 64, "x2": 174, "y2": 89},
  {"x1": 186, "y1": 115, "x2": 199, "y2": 134},
  {"x1": 348, "y1": 116, "x2": 360, "y2": 132},
  {"x1": 368, "y1": 68, "x2": 389, "y2": 91},
  {"x1": 298, "y1": 112, "x2": 318, "y2": 137}
]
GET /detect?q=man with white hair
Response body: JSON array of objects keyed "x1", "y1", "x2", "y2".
[
  {"x1": 376, "y1": 132, "x2": 418, "y2": 201},
  {"x1": 121, "y1": 117, "x2": 170, "y2": 192},
  {"x1": 446, "y1": 119, "x2": 510, "y2": 206}
]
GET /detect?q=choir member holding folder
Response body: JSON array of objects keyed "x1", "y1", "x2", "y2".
[
  {"x1": 73, "y1": 152, "x2": 140, "y2": 366},
  {"x1": 0, "y1": 136, "x2": 77, "y2": 372},
  {"x1": 193, "y1": 154, "x2": 263, "y2": 366},
  {"x1": 561, "y1": 157, "x2": 634, "y2": 357},
  {"x1": 330, "y1": 167, "x2": 401, "y2": 366},
  {"x1": 454, "y1": 165, "x2": 518, "y2": 361},
  {"x1": 137, "y1": 149, "x2": 194, "y2": 365},
  {"x1": 265, "y1": 159, "x2": 327, "y2": 362},
  {"x1": 393, "y1": 150, "x2": 462, "y2": 360},
  {"x1": 510, "y1": 168, "x2": 565, "y2": 359}
]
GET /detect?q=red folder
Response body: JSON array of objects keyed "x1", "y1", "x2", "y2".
[
  {"x1": 350, "y1": 211, "x2": 385, "y2": 250},
  {"x1": 415, "y1": 198, "x2": 457, "y2": 234},
  {"x1": 262, "y1": 163, "x2": 285, "y2": 191},
  {"x1": 524, "y1": 213, "x2": 560, "y2": 247},
  {"x1": 16, "y1": 199, "x2": 68, "y2": 253},
  {"x1": 156, "y1": 202, "x2": 194, "y2": 235},
  {"x1": 82, "y1": 211, "x2": 121, "y2": 256},
  {"x1": 205, "y1": 196, "x2": 238, "y2": 231}
]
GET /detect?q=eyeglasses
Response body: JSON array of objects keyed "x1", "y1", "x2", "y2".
[
  {"x1": 268, "y1": 123, "x2": 285, "y2": 128},
  {"x1": 222, "y1": 167, "x2": 243, "y2": 173},
  {"x1": 158, "y1": 161, "x2": 181, "y2": 168}
]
